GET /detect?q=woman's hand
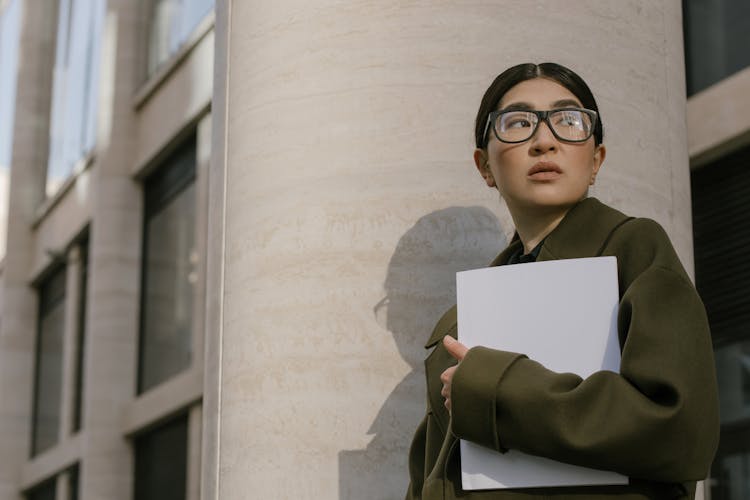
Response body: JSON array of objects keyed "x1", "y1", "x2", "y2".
[{"x1": 440, "y1": 336, "x2": 469, "y2": 413}]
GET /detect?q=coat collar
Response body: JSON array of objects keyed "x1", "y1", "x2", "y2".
[{"x1": 424, "y1": 197, "x2": 631, "y2": 348}]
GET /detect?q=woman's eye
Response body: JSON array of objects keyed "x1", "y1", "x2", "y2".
[
  {"x1": 555, "y1": 111, "x2": 583, "y2": 127},
  {"x1": 505, "y1": 115, "x2": 533, "y2": 129},
  {"x1": 508, "y1": 120, "x2": 530, "y2": 128}
]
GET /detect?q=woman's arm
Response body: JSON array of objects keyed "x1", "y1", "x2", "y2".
[{"x1": 448, "y1": 219, "x2": 720, "y2": 482}]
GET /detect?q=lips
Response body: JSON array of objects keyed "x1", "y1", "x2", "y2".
[
  {"x1": 528, "y1": 161, "x2": 563, "y2": 180},
  {"x1": 528, "y1": 161, "x2": 563, "y2": 176}
]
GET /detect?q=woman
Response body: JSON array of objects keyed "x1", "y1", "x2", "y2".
[{"x1": 405, "y1": 63, "x2": 719, "y2": 500}]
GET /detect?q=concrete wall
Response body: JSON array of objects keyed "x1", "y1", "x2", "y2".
[{"x1": 206, "y1": 1, "x2": 696, "y2": 499}]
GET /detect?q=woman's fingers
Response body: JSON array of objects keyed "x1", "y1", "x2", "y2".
[
  {"x1": 443, "y1": 335, "x2": 468, "y2": 361},
  {"x1": 440, "y1": 365, "x2": 457, "y2": 412},
  {"x1": 440, "y1": 337, "x2": 469, "y2": 412}
]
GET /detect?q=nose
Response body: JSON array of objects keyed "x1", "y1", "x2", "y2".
[{"x1": 529, "y1": 119, "x2": 557, "y2": 154}]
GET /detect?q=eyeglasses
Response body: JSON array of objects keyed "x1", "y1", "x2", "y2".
[{"x1": 482, "y1": 108, "x2": 598, "y2": 145}]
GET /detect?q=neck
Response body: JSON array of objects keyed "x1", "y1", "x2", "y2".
[{"x1": 509, "y1": 202, "x2": 577, "y2": 254}]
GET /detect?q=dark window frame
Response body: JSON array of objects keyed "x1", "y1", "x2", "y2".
[
  {"x1": 30, "y1": 264, "x2": 67, "y2": 457},
  {"x1": 73, "y1": 231, "x2": 89, "y2": 432},
  {"x1": 137, "y1": 134, "x2": 197, "y2": 395}
]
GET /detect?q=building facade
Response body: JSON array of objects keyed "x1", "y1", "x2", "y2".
[
  {"x1": 684, "y1": 0, "x2": 750, "y2": 498},
  {"x1": 0, "y1": 0, "x2": 745, "y2": 499},
  {"x1": 0, "y1": 0, "x2": 213, "y2": 499}
]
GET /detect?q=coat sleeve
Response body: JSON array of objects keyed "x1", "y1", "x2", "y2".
[
  {"x1": 450, "y1": 219, "x2": 720, "y2": 482},
  {"x1": 405, "y1": 414, "x2": 427, "y2": 500}
]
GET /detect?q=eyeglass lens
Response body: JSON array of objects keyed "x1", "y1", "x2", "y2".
[{"x1": 496, "y1": 110, "x2": 593, "y2": 142}]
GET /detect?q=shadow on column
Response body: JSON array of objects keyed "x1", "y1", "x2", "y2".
[{"x1": 339, "y1": 206, "x2": 507, "y2": 499}]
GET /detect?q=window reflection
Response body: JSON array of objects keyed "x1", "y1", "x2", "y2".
[
  {"x1": 716, "y1": 342, "x2": 750, "y2": 424},
  {"x1": 134, "y1": 413, "x2": 188, "y2": 500},
  {"x1": 0, "y1": 0, "x2": 21, "y2": 259},
  {"x1": 46, "y1": 0, "x2": 106, "y2": 196},
  {"x1": 32, "y1": 267, "x2": 67, "y2": 456},
  {"x1": 683, "y1": 0, "x2": 750, "y2": 95},
  {"x1": 25, "y1": 477, "x2": 56, "y2": 500},
  {"x1": 146, "y1": 0, "x2": 214, "y2": 77},
  {"x1": 138, "y1": 138, "x2": 196, "y2": 394}
]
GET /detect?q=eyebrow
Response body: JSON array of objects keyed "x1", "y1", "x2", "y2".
[{"x1": 501, "y1": 98, "x2": 583, "y2": 111}]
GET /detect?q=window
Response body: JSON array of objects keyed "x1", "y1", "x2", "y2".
[
  {"x1": 692, "y1": 145, "x2": 750, "y2": 500},
  {"x1": 46, "y1": 0, "x2": 106, "y2": 196},
  {"x1": 24, "y1": 466, "x2": 78, "y2": 500},
  {"x1": 0, "y1": 0, "x2": 21, "y2": 257},
  {"x1": 134, "y1": 413, "x2": 188, "y2": 500},
  {"x1": 25, "y1": 477, "x2": 56, "y2": 500},
  {"x1": 73, "y1": 236, "x2": 89, "y2": 432},
  {"x1": 146, "y1": 0, "x2": 214, "y2": 77},
  {"x1": 31, "y1": 266, "x2": 67, "y2": 456},
  {"x1": 683, "y1": 0, "x2": 750, "y2": 95},
  {"x1": 138, "y1": 137, "x2": 197, "y2": 393}
]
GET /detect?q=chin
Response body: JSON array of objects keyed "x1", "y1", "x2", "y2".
[{"x1": 510, "y1": 192, "x2": 585, "y2": 214}]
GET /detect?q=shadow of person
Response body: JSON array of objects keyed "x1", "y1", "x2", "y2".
[{"x1": 339, "y1": 206, "x2": 507, "y2": 499}]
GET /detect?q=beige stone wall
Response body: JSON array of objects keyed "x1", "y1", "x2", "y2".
[
  {"x1": 0, "y1": 1, "x2": 57, "y2": 497},
  {"x1": 208, "y1": 1, "x2": 696, "y2": 499}
]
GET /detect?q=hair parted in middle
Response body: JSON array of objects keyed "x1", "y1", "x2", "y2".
[{"x1": 474, "y1": 63, "x2": 604, "y2": 149}]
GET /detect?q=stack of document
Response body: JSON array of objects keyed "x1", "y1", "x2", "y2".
[{"x1": 456, "y1": 257, "x2": 628, "y2": 490}]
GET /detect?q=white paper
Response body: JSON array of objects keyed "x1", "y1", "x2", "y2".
[{"x1": 456, "y1": 256, "x2": 628, "y2": 490}]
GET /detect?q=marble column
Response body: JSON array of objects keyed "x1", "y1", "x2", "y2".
[{"x1": 205, "y1": 1, "x2": 696, "y2": 499}]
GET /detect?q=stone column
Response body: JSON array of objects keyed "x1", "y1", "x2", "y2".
[
  {"x1": 0, "y1": 1, "x2": 57, "y2": 498},
  {"x1": 205, "y1": 1, "x2": 696, "y2": 499},
  {"x1": 78, "y1": 1, "x2": 140, "y2": 498}
]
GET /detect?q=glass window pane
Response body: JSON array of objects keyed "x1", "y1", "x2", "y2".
[
  {"x1": 712, "y1": 426, "x2": 750, "y2": 500},
  {"x1": 47, "y1": 0, "x2": 106, "y2": 196},
  {"x1": 715, "y1": 341, "x2": 750, "y2": 424},
  {"x1": 26, "y1": 477, "x2": 57, "y2": 500},
  {"x1": 0, "y1": 0, "x2": 21, "y2": 168},
  {"x1": 718, "y1": 452, "x2": 750, "y2": 499},
  {"x1": 683, "y1": 0, "x2": 750, "y2": 95},
  {"x1": 146, "y1": 0, "x2": 214, "y2": 76},
  {"x1": 138, "y1": 141, "x2": 196, "y2": 394},
  {"x1": 0, "y1": 0, "x2": 21, "y2": 260},
  {"x1": 68, "y1": 464, "x2": 79, "y2": 500},
  {"x1": 73, "y1": 238, "x2": 88, "y2": 431},
  {"x1": 32, "y1": 267, "x2": 67, "y2": 455},
  {"x1": 692, "y1": 146, "x2": 750, "y2": 499},
  {"x1": 134, "y1": 414, "x2": 188, "y2": 500}
]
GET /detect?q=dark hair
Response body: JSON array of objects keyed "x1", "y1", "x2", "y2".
[{"x1": 474, "y1": 62, "x2": 604, "y2": 148}]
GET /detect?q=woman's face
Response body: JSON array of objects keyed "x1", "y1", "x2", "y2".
[{"x1": 474, "y1": 77, "x2": 605, "y2": 216}]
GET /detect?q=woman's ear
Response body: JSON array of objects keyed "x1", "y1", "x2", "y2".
[
  {"x1": 473, "y1": 149, "x2": 496, "y2": 188},
  {"x1": 590, "y1": 144, "x2": 606, "y2": 185}
]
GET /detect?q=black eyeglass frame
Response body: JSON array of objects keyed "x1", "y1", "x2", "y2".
[{"x1": 482, "y1": 107, "x2": 598, "y2": 147}]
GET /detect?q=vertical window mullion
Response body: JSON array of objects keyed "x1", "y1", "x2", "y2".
[
  {"x1": 58, "y1": 245, "x2": 83, "y2": 438},
  {"x1": 186, "y1": 405, "x2": 202, "y2": 500}
]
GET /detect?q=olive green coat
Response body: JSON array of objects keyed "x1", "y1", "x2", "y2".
[{"x1": 405, "y1": 198, "x2": 719, "y2": 500}]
